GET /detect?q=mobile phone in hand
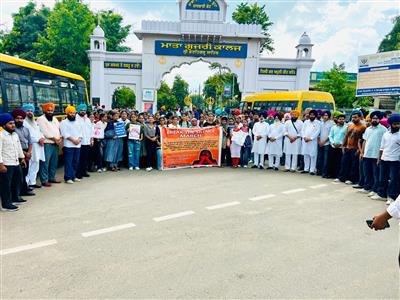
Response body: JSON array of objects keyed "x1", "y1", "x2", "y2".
[{"x1": 366, "y1": 219, "x2": 390, "y2": 229}]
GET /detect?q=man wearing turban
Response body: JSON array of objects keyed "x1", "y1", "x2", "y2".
[
  {"x1": 301, "y1": 109, "x2": 321, "y2": 175},
  {"x1": 371, "y1": 114, "x2": 400, "y2": 204},
  {"x1": 36, "y1": 102, "x2": 62, "y2": 187},
  {"x1": 283, "y1": 110, "x2": 303, "y2": 172},
  {"x1": 12, "y1": 109, "x2": 35, "y2": 197},
  {"x1": 0, "y1": 113, "x2": 27, "y2": 211},
  {"x1": 359, "y1": 111, "x2": 387, "y2": 198},
  {"x1": 22, "y1": 103, "x2": 45, "y2": 189},
  {"x1": 75, "y1": 103, "x2": 94, "y2": 179},
  {"x1": 266, "y1": 113, "x2": 284, "y2": 170},
  {"x1": 60, "y1": 106, "x2": 82, "y2": 183}
]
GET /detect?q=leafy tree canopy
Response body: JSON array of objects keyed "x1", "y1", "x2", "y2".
[
  {"x1": 172, "y1": 75, "x2": 189, "y2": 108},
  {"x1": 96, "y1": 10, "x2": 131, "y2": 52},
  {"x1": 378, "y1": 15, "x2": 400, "y2": 52},
  {"x1": 112, "y1": 86, "x2": 136, "y2": 109},
  {"x1": 232, "y1": 3, "x2": 274, "y2": 53},
  {"x1": 157, "y1": 81, "x2": 177, "y2": 110}
]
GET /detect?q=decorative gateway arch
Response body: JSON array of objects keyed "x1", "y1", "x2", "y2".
[{"x1": 88, "y1": 0, "x2": 315, "y2": 111}]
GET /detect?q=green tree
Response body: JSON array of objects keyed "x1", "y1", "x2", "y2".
[
  {"x1": 96, "y1": 10, "x2": 131, "y2": 52},
  {"x1": 314, "y1": 63, "x2": 356, "y2": 108},
  {"x1": 112, "y1": 86, "x2": 136, "y2": 109},
  {"x1": 232, "y1": 3, "x2": 274, "y2": 53},
  {"x1": 36, "y1": 0, "x2": 95, "y2": 80},
  {"x1": 378, "y1": 15, "x2": 400, "y2": 52},
  {"x1": 0, "y1": 2, "x2": 50, "y2": 62},
  {"x1": 171, "y1": 75, "x2": 189, "y2": 107},
  {"x1": 190, "y1": 94, "x2": 204, "y2": 110},
  {"x1": 157, "y1": 81, "x2": 177, "y2": 110},
  {"x1": 203, "y1": 71, "x2": 241, "y2": 107}
]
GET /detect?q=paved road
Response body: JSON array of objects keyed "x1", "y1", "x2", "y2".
[{"x1": 1, "y1": 168, "x2": 399, "y2": 299}]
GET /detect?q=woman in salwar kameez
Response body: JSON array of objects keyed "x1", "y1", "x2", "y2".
[{"x1": 104, "y1": 112, "x2": 124, "y2": 171}]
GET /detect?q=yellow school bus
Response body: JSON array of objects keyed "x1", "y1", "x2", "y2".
[
  {"x1": 0, "y1": 53, "x2": 89, "y2": 115},
  {"x1": 240, "y1": 91, "x2": 336, "y2": 118}
]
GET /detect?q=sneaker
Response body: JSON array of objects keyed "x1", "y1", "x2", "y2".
[
  {"x1": 368, "y1": 191, "x2": 377, "y2": 197},
  {"x1": 65, "y1": 180, "x2": 74, "y2": 184},
  {"x1": 352, "y1": 184, "x2": 363, "y2": 189},
  {"x1": 371, "y1": 195, "x2": 386, "y2": 201},
  {"x1": 251, "y1": 165, "x2": 258, "y2": 169},
  {"x1": 3, "y1": 205, "x2": 19, "y2": 211},
  {"x1": 102, "y1": 168, "x2": 107, "y2": 172},
  {"x1": 309, "y1": 172, "x2": 315, "y2": 175},
  {"x1": 146, "y1": 167, "x2": 153, "y2": 172},
  {"x1": 97, "y1": 169, "x2": 103, "y2": 173},
  {"x1": 135, "y1": 167, "x2": 140, "y2": 170},
  {"x1": 386, "y1": 197, "x2": 394, "y2": 205},
  {"x1": 358, "y1": 189, "x2": 370, "y2": 194},
  {"x1": 333, "y1": 178, "x2": 340, "y2": 182},
  {"x1": 74, "y1": 178, "x2": 81, "y2": 182},
  {"x1": 345, "y1": 180, "x2": 353, "y2": 185},
  {"x1": 129, "y1": 167, "x2": 134, "y2": 171},
  {"x1": 13, "y1": 199, "x2": 27, "y2": 205},
  {"x1": 259, "y1": 166, "x2": 264, "y2": 170},
  {"x1": 243, "y1": 165, "x2": 248, "y2": 168}
]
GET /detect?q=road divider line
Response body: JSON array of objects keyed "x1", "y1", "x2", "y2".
[
  {"x1": 0, "y1": 239, "x2": 57, "y2": 256},
  {"x1": 81, "y1": 223, "x2": 136, "y2": 237},
  {"x1": 282, "y1": 188, "x2": 306, "y2": 194},
  {"x1": 309, "y1": 184, "x2": 328, "y2": 189},
  {"x1": 153, "y1": 211, "x2": 195, "y2": 222},
  {"x1": 249, "y1": 194, "x2": 276, "y2": 201},
  {"x1": 206, "y1": 201, "x2": 241, "y2": 210}
]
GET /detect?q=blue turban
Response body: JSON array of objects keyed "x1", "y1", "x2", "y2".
[
  {"x1": 77, "y1": 103, "x2": 87, "y2": 112},
  {"x1": 0, "y1": 113, "x2": 14, "y2": 126},
  {"x1": 22, "y1": 104, "x2": 35, "y2": 113},
  {"x1": 370, "y1": 111, "x2": 383, "y2": 120},
  {"x1": 350, "y1": 109, "x2": 362, "y2": 117},
  {"x1": 388, "y1": 114, "x2": 400, "y2": 125}
]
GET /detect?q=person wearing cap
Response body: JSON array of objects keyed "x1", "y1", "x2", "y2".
[
  {"x1": 358, "y1": 111, "x2": 387, "y2": 196},
  {"x1": 22, "y1": 104, "x2": 45, "y2": 189},
  {"x1": 266, "y1": 113, "x2": 284, "y2": 170},
  {"x1": 338, "y1": 110, "x2": 366, "y2": 184},
  {"x1": 12, "y1": 109, "x2": 34, "y2": 197},
  {"x1": 60, "y1": 106, "x2": 83, "y2": 184},
  {"x1": 75, "y1": 103, "x2": 94, "y2": 179},
  {"x1": 372, "y1": 114, "x2": 400, "y2": 204},
  {"x1": 329, "y1": 113, "x2": 347, "y2": 179},
  {"x1": 283, "y1": 110, "x2": 303, "y2": 172},
  {"x1": 301, "y1": 109, "x2": 321, "y2": 175},
  {"x1": 37, "y1": 102, "x2": 62, "y2": 187},
  {"x1": 316, "y1": 110, "x2": 334, "y2": 178},
  {"x1": 0, "y1": 113, "x2": 27, "y2": 211}
]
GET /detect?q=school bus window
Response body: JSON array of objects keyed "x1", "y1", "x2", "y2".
[
  {"x1": 20, "y1": 84, "x2": 34, "y2": 103},
  {"x1": 71, "y1": 89, "x2": 79, "y2": 107},
  {"x1": 35, "y1": 85, "x2": 61, "y2": 112},
  {"x1": 5, "y1": 82, "x2": 21, "y2": 111},
  {"x1": 59, "y1": 88, "x2": 72, "y2": 111},
  {"x1": 253, "y1": 100, "x2": 298, "y2": 112},
  {"x1": 301, "y1": 101, "x2": 333, "y2": 111}
]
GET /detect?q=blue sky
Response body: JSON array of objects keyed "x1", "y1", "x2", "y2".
[{"x1": 1, "y1": 0, "x2": 398, "y2": 91}]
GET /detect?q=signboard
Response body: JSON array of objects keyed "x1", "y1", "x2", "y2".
[
  {"x1": 223, "y1": 84, "x2": 232, "y2": 97},
  {"x1": 143, "y1": 102, "x2": 153, "y2": 113},
  {"x1": 161, "y1": 126, "x2": 222, "y2": 170},
  {"x1": 310, "y1": 71, "x2": 357, "y2": 83},
  {"x1": 155, "y1": 40, "x2": 247, "y2": 59},
  {"x1": 143, "y1": 89, "x2": 154, "y2": 101},
  {"x1": 258, "y1": 68, "x2": 297, "y2": 76},
  {"x1": 104, "y1": 61, "x2": 142, "y2": 70},
  {"x1": 186, "y1": 0, "x2": 220, "y2": 11},
  {"x1": 356, "y1": 50, "x2": 400, "y2": 96},
  {"x1": 128, "y1": 124, "x2": 141, "y2": 140}
]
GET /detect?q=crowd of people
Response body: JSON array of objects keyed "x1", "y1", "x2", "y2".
[{"x1": 0, "y1": 102, "x2": 399, "y2": 212}]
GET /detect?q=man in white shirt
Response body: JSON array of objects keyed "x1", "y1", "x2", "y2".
[
  {"x1": 283, "y1": 110, "x2": 303, "y2": 172},
  {"x1": 251, "y1": 115, "x2": 269, "y2": 169},
  {"x1": 0, "y1": 113, "x2": 27, "y2": 211},
  {"x1": 75, "y1": 104, "x2": 94, "y2": 179},
  {"x1": 60, "y1": 106, "x2": 83, "y2": 184},
  {"x1": 317, "y1": 111, "x2": 334, "y2": 177},
  {"x1": 301, "y1": 110, "x2": 321, "y2": 175},
  {"x1": 168, "y1": 116, "x2": 181, "y2": 128},
  {"x1": 373, "y1": 114, "x2": 400, "y2": 204},
  {"x1": 22, "y1": 104, "x2": 45, "y2": 189}
]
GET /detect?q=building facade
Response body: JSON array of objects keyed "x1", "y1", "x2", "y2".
[{"x1": 87, "y1": 0, "x2": 315, "y2": 111}]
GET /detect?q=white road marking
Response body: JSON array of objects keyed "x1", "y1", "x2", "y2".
[
  {"x1": 282, "y1": 188, "x2": 306, "y2": 194},
  {"x1": 0, "y1": 239, "x2": 57, "y2": 256},
  {"x1": 309, "y1": 184, "x2": 328, "y2": 189},
  {"x1": 249, "y1": 194, "x2": 276, "y2": 201},
  {"x1": 153, "y1": 210, "x2": 195, "y2": 222},
  {"x1": 81, "y1": 223, "x2": 136, "y2": 237},
  {"x1": 206, "y1": 201, "x2": 241, "y2": 210}
]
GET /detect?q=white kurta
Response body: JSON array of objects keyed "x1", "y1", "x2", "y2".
[
  {"x1": 252, "y1": 121, "x2": 269, "y2": 154},
  {"x1": 76, "y1": 115, "x2": 95, "y2": 146},
  {"x1": 266, "y1": 122, "x2": 284, "y2": 156},
  {"x1": 283, "y1": 119, "x2": 303, "y2": 155},
  {"x1": 301, "y1": 119, "x2": 321, "y2": 157},
  {"x1": 23, "y1": 119, "x2": 45, "y2": 162}
]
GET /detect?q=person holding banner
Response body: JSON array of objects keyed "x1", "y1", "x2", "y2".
[
  {"x1": 252, "y1": 115, "x2": 269, "y2": 169},
  {"x1": 126, "y1": 114, "x2": 143, "y2": 171},
  {"x1": 104, "y1": 112, "x2": 124, "y2": 172}
]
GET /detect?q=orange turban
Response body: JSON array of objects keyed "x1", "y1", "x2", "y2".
[
  {"x1": 65, "y1": 105, "x2": 76, "y2": 114},
  {"x1": 365, "y1": 114, "x2": 371, "y2": 122},
  {"x1": 42, "y1": 102, "x2": 55, "y2": 111},
  {"x1": 290, "y1": 110, "x2": 300, "y2": 117}
]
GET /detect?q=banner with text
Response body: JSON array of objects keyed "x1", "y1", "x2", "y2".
[
  {"x1": 155, "y1": 40, "x2": 247, "y2": 59},
  {"x1": 161, "y1": 126, "x2": 222, "y2": 170}
]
